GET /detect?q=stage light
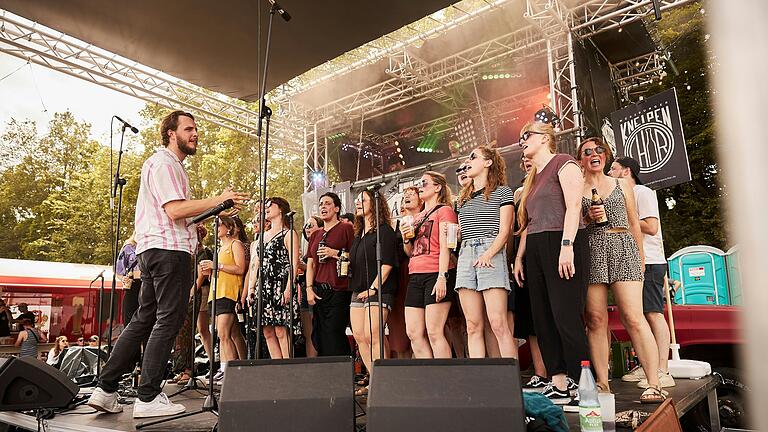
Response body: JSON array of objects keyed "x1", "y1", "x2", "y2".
[
  {"x1": 618, "y1": 27, "x2": 623, "y2": 33},
  {"x1": 396, "y1": 147, "x2": 401, "y2": 153}
]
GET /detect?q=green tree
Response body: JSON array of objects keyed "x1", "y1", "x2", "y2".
[{"x1": 646, "y1": 4, "x2": 726, "y2": 254}]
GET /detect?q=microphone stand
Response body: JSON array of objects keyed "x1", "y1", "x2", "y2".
[
  {"x1": 255, "y1": 0, "x2": 288, "y2": 359},
  {"x1": 373, "y1": 189, "x2": 386, "y2": 362},
  {"x1": 168, "y1": 247, "x2": 205, "y2": 397},
  {"x1": 287, "y1": 212, "x2": 296, "y2": 358},
  {"x1": 107, "y1": 122, "x2": 129, "y2": 356},
  {"x1": 137, "y1": 216, "x2": 222, "y2": 430}
]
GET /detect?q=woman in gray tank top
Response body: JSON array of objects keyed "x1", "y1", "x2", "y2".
[{"x1": 15, "y1": 318, "x2": 40, "y2": 358}]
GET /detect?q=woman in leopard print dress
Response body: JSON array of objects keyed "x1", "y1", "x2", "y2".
[{"x1": 578, "y1": 137, "x2": 665, "y2": 404}]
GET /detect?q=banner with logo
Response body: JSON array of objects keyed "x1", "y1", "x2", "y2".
[{"x1": 610, "y1": 88, "x2": 691, "y2": 190}]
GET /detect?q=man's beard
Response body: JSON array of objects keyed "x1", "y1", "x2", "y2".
[{"x1": 178, "y1": 136, "x2": 197, "y2": 156}]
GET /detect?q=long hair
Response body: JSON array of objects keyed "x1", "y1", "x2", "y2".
[
  {"x1": 219, "y1": 216, "x2": 238, "y2": 239},
  {"x1": 302, "y1": 215, "x2": 324, "y2": 241},
  {"x1": 424, "y1": 171, "x2": 453, "y2": 206},
  {"x1": 516, "y1": 122, "x2": 557, "y2": 234},
  {"x1": 54, "y1": 335, "x2": 67, "y2": 355},
  {"x1": 354, "y1": 189, "x2": 392, "y2": 238},
  {"x1": 458, "y1": 145, "x2": 507, "y2": 206},
  {"x1": 232, "y1": 215, "x2": 250, "y2": 244},
  {"x1": 268, "y1": 196, "x2": 293, "y2": 229}
]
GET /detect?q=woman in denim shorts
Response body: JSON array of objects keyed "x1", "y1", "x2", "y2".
[{"x1": 455, "y1": 145, "x2": 517, "y2": 358}]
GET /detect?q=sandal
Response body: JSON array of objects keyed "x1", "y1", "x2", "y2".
[
  {"x1": 356, "y1": 375, "x2": 369, "y2": 386},
  {"x1": 354, "y1": 386, "x2": 369, "y2": 397},
  {"x1": 640, "y1": 386, "x2": 668, "y2": 404},
  {"x1": 176, "y1": 372, "x2": 192, "y2": 386}
]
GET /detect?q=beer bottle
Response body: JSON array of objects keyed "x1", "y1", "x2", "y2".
[
  {"x1": 318, "y1": 239, "x2": 328, "y2": 264},
  {"x1": 591, "y1": 188, "x2": 609, "y2": 227},
  {"x1": 337, "y1": 249, "x2": 350, "y2": 277}
]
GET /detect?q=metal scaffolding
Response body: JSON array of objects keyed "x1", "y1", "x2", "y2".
[{"x1": 0, "y1": 10, "x2": 304, "y2": 151}]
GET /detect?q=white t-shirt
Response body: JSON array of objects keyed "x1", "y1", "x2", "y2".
[{"x1": 634, "y1": 185, "x2": 666, "y2": 264}]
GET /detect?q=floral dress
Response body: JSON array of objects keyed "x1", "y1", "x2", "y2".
[{"x1": 254, "y1": 230, "x2": 302, "y2": 336}]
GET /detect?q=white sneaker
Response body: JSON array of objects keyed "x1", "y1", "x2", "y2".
[
  {"x1": 638, "y1": 370, "x2": 676, "y2": 389},
  {"x1": 621, "y1": 365, "x2": 645, "y2": 382},
  {"x1": 87, "y1": 387, "x2": 123, "y2": 413},
  {"x1": 133, "y1": 393, "x2": 186, "y2": 418}
]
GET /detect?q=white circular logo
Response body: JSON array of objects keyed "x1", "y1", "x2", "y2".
[{"x1": 625, "y1": 122, "x2": 675, "y2": 173}]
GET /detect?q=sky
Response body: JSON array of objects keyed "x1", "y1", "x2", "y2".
[{"x1": 0, "y1": 52, "x2": 145, "y2": 143}]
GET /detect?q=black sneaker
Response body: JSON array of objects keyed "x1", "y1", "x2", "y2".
[
  {"x1": 522, "y1": 375, "x2": 548, "y2": 392},
  {"x1": 541, "y1": 383, "x2": 571, "y2": 405},
  {"x1": 562, "y1": 392, "x2": 580, "y2": 413},
  {"x1": 566, "y1": 377, "x2": 578, "y2": 396}
]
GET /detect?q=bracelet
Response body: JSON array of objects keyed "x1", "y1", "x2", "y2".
[{"x1": 218, "y1": 263, "x2": 223, "y2": 270}]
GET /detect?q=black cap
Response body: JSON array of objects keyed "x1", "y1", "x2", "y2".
[{"x1": 615, "y1": 156, "x2": 643, "y2": 185}]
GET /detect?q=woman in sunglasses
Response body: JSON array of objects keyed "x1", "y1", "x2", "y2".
[
  {"x1": 401, "y1": 171, "x2": 457, "y2": 358},
  {"x1": 455, "y1": 146, "x2": 516, "y2": 359},
  {"x1": 513, "y1": 122, "x2": 590, "y2": 406},
  {"x1": 349, "y1": 189, "x2": 397, "y2": 395},
  {"x1": 306, "y1": 192, "x2": 355, "y2": 356},
  {"x1": 577, "y1": 138, "x2": 665, "y2": 403}
]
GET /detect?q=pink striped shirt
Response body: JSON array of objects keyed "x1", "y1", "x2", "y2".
[{"x1": 134, "y1": 148, "x2": 197, "y2": 255}]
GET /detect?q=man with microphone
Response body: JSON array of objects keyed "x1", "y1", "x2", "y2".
[{"x1": 88, "y1": 110, "x2": 248, "y2": 418}]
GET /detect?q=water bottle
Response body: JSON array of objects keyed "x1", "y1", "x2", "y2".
[{"x1": 579, "y1": 360, "x2": 603, "y2": 432}]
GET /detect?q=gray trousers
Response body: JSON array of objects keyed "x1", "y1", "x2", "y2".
[{"x1": 99, "y1": 248, "x2": 193, "y2": 402}]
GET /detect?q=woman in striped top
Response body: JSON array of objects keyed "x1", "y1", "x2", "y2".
[
  {"x1": 455, "y1": 145, "x2": 517, "y2": 359},
  {"x1": 15, "y1": 318, "x2": 41, "y2": 358}
]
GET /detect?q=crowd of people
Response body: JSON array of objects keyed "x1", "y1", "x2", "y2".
[{"x1": 81, "y1": 110, "x2": 674, "y2": 419}]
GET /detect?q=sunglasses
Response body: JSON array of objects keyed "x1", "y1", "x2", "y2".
[
  {"x1": 519, "y1": 130, "x2": 546, "y2": 145},
  {"x1": 581, "y1": 147, "x2": 606, "y2": 156},
  {"x1": 416, "y1": 179, "x2": 438, "y2": 188}
]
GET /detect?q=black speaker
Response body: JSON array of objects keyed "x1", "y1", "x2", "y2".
[
  {"x1": 0, "y1": 357, "x2": 79, "y2": 411},
  {"x1": 367, "y1": 358, "x2": 526, "y2": 432},
  {"x1": 219, "y1": 356, "x2": 354, "y2": 432}
]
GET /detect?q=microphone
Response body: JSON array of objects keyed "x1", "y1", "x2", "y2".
[
  {"x1": 267, "y1": 0, "x2": 291, "y2": 21},
  {"x1": 285, "y1": 211, "x2": 297, "y2": 218},
  {"x1": 114, "y1": 116, "x2": 139, "y2": 134},
  {"x1": 91, "y1": 270, "x2": 105, "y2": 284},
  {"x1": 190, "y1": 199, "x2": 235, "y2": 225}
]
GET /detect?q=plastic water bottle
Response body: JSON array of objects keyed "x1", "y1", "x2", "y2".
[{"x1": 579, "y1": 360, "x2": 603, "y2": 432}]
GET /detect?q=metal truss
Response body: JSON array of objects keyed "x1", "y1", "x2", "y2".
[
  {"x1": 0, "y1": 10, "x2": 305, "y2": 151},
  {"x1": 570, "y1": 0, "x2": 695, "y2": 39},
  {"x1": 610, "y1": 51, "x2": 666, "y2": 96},
  {"x1": 312, "y1": 25, "x2": 546, "y2": 123}
]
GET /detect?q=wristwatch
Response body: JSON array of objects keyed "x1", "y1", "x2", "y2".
[
  {"x1": 561, "y1": 239, "x2": 573, "y2": 247},
  {"x1": 437, "y1": 271, "x2": 449, "y2": 279}
]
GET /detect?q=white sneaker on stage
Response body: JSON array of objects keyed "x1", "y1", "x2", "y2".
[
  {"x1": 86, "y1": 387, "x2": 123, "y2": 413},
  {"x1": 133, "y1": 393, "x2": 186, "y2": 418}
]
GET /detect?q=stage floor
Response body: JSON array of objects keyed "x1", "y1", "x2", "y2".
[{"x1": 0, "y1": 375, "x2": 719, "y2": 431}]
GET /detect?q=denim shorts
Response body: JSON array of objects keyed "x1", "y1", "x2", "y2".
[{"x1": 455, "y1": 237, "x2": 510, "y2": 292}]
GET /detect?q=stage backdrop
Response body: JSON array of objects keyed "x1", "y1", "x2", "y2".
[{"x1": 610, "y1": 88, "x2": 691, "y2": 190}]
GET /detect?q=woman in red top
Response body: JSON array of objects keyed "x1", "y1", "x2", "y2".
[{"x1": 400, "y1": 171, "x2": 457, "y2": 358}]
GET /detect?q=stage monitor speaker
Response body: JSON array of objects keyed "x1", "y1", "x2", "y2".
[
  {"x1": 219, "y1": 356, "x2": 354, "y2": 432},
  {"x1": 367, "y1": 358, "x2": 526, "y2": 432},
  {"x1": 0, "y1": 356, "x2": 79, "y2": 411}
]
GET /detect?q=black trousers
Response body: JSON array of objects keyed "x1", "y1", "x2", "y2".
[
  {"x1": 525, "y1": 230, "x2": 590, "y2": 380},
  {"x1": 312, "y1": 289, "x2": 352, "y2": 357},
  {"x1": 99, "y1": 249, "x2": 193, "y2": 402}
]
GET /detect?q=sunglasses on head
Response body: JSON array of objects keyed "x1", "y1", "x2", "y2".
[
  {"x1": 581, "y1": 147, "x2": 606, "y2": 156},
  {"x1": 519, "y1": 131, "x2": 545, "y2": 145}
]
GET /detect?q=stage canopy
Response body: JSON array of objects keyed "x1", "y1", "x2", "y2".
[{"x1": 0, "y1": 0, "x2": 457, "y2": 100}]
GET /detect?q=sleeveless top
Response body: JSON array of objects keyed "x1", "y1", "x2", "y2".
[
  {"x1": 209, "y1": 240, "x2": 244, "y2": 302},
  {"x1": 582, "y1": 179, "x2": 630, "y2": 230},
  {"x1": 19, "y1": 328, "x2": 39, "y2": 358},
  {"x1": 261, "y1": 230, "x2": 290, "y2": 292},
  {"x1": 525, "y1": 154, "x2": 586, "y2": 234}
]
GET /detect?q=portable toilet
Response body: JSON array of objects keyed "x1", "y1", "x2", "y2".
[
  {"x1": 725, "y1": 245, "x2": 742, "y2": 305},
  {"x1": 668, "y1": 245, "x2": 730, "y2": 306}
]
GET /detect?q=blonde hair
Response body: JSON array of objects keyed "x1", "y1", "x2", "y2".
[
  {"x1": 516, "y1": 122, "x2": 557, "y2": 234},
  {"x1": 458, "y1": 145, "x2": 507, "y2": 206},
  {"x1": 424, "y1": 171, "x2": 454, "y2": 206}
]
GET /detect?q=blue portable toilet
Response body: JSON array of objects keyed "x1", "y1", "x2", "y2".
[
  {"x1": 668, "y1": 245, "x2": 730, "y2": 306},
  {"x1": 725, "y1": 246, "x2": 742, "y2": 306}
]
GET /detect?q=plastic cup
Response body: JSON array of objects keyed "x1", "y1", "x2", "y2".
[
  {"x1": 402, "y1": 215, "x2": 415, "y2": 239},
  {"x1": 446, "y1": 223, "x2": 458, "y2": 249},
  {"x1": 598, "y1": 392, "x2": 616, "y2": 431}
]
